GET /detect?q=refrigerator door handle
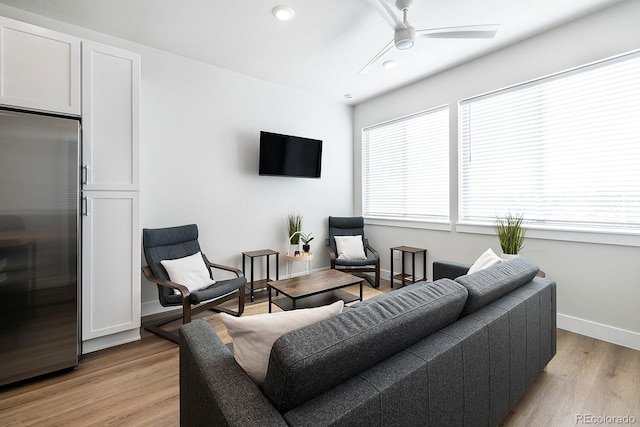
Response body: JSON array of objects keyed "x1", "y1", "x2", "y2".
[
  {"x1": 82, "y1": 165, "x2": 88, "y2": 185},
  {"x1": 82, "y1": 196, "x2": 88, "y2": 216}
]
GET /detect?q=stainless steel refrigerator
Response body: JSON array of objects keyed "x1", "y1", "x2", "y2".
[{"x1": 0, "y1": 108, "x2": 80, "y2": 386}]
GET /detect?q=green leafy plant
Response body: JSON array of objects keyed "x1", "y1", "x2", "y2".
[
  {"x1": 494, "y1": 213, "x2": 526, "y2": 255},
  {"x1": 286, "y1": 213, "x2": 303, "y2": 244},
  {"x1": 300, "y1": 232, "x2": 314, "y2": 245}
]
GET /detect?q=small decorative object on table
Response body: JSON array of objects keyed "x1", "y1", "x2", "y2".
[{"x1": 300, "y1": 232, "x2": 314, "y2": 253}]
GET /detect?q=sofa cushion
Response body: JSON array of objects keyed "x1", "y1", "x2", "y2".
[
  {"x1": 467, "y1": 248, "x2": 503, "y2": 274},
  {"x1": 219, "y1": 301, "x2": 343, "y2": 385},
  {"x1": 455, "y1": 258, "x2": 539, "y2": 316},
  {"x1": 262, "y1": 278, "x2": 468, "y2": 413}
]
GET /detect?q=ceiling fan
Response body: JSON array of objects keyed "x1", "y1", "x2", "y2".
[{"x1": 359, "y1": 0, "x2": 499, "y2": 74}]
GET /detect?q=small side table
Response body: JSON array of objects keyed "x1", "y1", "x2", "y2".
[
  {"x1": 283, "y1": 252, "x2": 314, "y2": 277},
  {"x1": 390, "y1": 246, "x2": 427, "y2": 288},
  {"x1": 242, "y1": 249, "x2": 279, "y2": 301}
]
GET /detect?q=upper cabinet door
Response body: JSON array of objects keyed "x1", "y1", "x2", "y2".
[
  {"x1": 82, "y1": 41, "x2": 140, "y2": 191},
  {"x1": 0, "y1": 16, "x2": 81, "y2": 115}
]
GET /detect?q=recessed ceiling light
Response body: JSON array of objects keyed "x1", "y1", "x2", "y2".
[
  {"x1": 272, "y1": 5, "x2": 295, "y2": 21},
  {"x1": 383, "y1": 60, "x2": 398, "y2": 69},
  {"x1": 344, "y1": 94, "x2": 353, "y2": 99}
]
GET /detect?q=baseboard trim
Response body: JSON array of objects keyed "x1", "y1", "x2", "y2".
[
  {"x1": 82, "y1": 329, "x2": 141, "y2": 355},
  {"x1": 557, "y1": 313, "x2": 640, "y2": 351},
  {"x1": 141, "y1": 300, "x2": 176, "y2": 317}
]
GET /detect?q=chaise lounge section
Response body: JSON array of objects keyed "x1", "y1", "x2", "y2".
[{"x1": 179, "y1": 258, "x2": 556, "y2": 426}]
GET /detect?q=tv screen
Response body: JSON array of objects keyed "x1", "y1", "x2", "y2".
[{"x1": 259, "y1": 131, "x2": 322, "y2": 178}]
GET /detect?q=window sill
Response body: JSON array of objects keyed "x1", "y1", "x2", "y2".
[
  {"x1": 457, "y1": 222, "x2": 640, "y2": 247},
  {"x1": 364, "y1": 217, "x2": 452, "y2": 232}
]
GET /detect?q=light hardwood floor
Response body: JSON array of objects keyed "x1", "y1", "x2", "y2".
[{"x1": 1, "y1": 280, "x2": 639, "y2": 426}]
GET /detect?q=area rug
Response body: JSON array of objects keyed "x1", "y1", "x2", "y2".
[{"x1": 203, "y1": 284, "x2": 385, "y2": 344}]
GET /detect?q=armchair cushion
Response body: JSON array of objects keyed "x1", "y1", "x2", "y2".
[
  {"x1": 163, "y1": 276, "x2": 246, "y2": 305},
  {"x1": 220, "y1": 301, "x2": 344, "y2": 386},
  {"x1": 334, "y1": 235, "x2": 367, "y2": 260},
  {"x1": 335, "y1": 257, "x2": 378, "y2": 267},
  {"x1": 160, "y1": 251, "x2": 215, "y2": 294}
]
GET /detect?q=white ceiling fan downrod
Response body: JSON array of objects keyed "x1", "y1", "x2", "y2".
[{"x1": 394, "y1": 0, "x2": 415, "y2": 49}]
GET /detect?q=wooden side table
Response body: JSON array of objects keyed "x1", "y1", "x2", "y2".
[
  {"x1": 390, "y1": 246, "x2": 427, "y2": 288},
  {"x1": 242, "y1": 249, "x2": 279, "y2": 301},
  {"x1": 283, "y1": 252, "x2": 314, "y2": 277}
]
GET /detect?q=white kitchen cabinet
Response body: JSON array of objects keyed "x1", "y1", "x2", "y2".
[
  {"x1": 82, "y1": 41, "x2": 140, "y2": 191},
  {"x1": 0, "y1": 16, "x2": 80, "y2": 115},
  {"x1": 81, "y1": 191, "x2": 140, "y2": 352},
  {"x1": 80, "y1": 41, "x2": 141, "y2": 353}
]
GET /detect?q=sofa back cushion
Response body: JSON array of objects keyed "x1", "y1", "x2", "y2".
[
  {"x1": 262, "y1": 279, "x2": 468, "y2": 413},
  {"x1": 455, "y1": 258, "x2": 539, "y2": 316}
]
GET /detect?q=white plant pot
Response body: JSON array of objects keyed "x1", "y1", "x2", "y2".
[{"x1": 501, "y1": 253, "x2": 519, "y2": 261}]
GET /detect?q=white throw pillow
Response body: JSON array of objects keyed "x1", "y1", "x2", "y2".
[
  {"x1": 334, "y1": 235, "x2": 367, "y2": 260},
  {"x1": 160, "y1": 251, "x2": 215, "y2": 294},
  {"x1": 220, "y1": 300, "x2": 344, "y2": 385},
  {"x1": 468, "y1": 248, "x2": 503, "y2": 274}
]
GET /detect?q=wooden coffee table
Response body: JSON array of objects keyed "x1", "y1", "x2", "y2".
[{"x1": 267, "y1": 269, "x2": 363, "y2": 312}]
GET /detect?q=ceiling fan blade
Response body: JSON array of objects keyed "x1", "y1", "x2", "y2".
[
  {"x1": 417, "y1": 24, "x2": 499, "y2": 39},
  {"x1": 367, "y1": 0, "x2": 404, "y2": 30},
  {"x1": 357, "y1": 39, "x2": 394, "y2": 75}
]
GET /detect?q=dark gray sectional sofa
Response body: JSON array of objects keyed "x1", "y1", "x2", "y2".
[{"x1": 179, "y1": 258, "x2": 556, "y2": 426}]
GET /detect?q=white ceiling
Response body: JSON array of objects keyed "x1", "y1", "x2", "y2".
[{"x1": 0, "y1": 0, "x2": 622, "y2": 104}]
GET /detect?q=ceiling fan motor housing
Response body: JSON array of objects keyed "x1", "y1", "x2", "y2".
[{"x1": 395, "y1": 25, "x2": 415, "y2": 49}]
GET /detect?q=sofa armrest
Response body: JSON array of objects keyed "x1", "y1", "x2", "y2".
[
  {"x1": 433, "y1": 260, "x2": 471, "y2": 280},
  {"x1": 179, "y1": 320, "x2": 288, "y2": 427}
]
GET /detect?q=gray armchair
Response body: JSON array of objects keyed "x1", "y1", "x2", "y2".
[
  {"x1": 142, "y1": 224, "x2": 245, "y2": 344},
  {"x1": 325, "y1": 216, "x2": 380, "y2": 288}
]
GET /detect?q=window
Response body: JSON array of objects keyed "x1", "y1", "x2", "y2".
[
  {"x1": 460, "y1": 51, "x2": 640, "y2": 235},
  {"x1": 362, "y1": 106, "x2": 449, "y2": 224}
]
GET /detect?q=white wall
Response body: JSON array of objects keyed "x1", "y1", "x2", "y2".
[
  {"x1": 354, "y1": 0, "x2": 640, "y2": 350},
  {"x1": 0, "y1": 5, "x2": 354, "y2": 316},
  {"x1": 139, "y1": 51, "x2": 354, "y2": 313}
]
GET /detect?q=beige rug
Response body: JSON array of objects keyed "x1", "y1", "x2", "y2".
[{"x1": 203, "y1": 284, "x2": 385, "y2": 344}]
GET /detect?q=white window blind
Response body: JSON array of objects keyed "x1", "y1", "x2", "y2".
[
  {"x1": 363, "y1": 106, "x2": 449, "y2": 223},
  {"x1": 460, "y1": 51, "x2": 640, "y2": 233}
]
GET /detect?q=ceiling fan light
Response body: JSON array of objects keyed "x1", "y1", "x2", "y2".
[
  {"x1": 395, "y1": 38, "x2": 414, "y2": 49},
  {"x1": 394, "y1": 26, "x2": 415, "y2": 50},
  {"x1": 272, "y1": 5, "x2": 295, "y2": 21}
]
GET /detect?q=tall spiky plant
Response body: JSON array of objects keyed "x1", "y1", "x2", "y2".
[
  {"x1": 286, "y1": 213, "x2": 303, "y2": 244},
  {"x1": 494, "y1": 213, "x2": 526, "y2": 255}
]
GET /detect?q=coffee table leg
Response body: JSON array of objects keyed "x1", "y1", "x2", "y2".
[
  {"x1": 268, "y1": 285, "x2": 272, "y2": 313},
  {"x1": 359, "y1": 280, "x2": 363, "y2": 301}
]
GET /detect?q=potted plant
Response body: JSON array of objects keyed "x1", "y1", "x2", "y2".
[
  {"x1": 286, "y1": 213, "x2": 303, "y2": 253},
  {"x1": 300, "y1": 232, "x2": 314, "y2": 253},
  {"x1": 494, "y1": 213, "x2": 526, "y2": 259}
]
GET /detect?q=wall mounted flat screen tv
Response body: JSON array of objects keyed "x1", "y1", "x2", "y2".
[{"x1": 259, "y1": 131, "x2": 322, "y2": 178}]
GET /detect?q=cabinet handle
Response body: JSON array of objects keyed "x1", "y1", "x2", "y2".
[
  {"x1": 82, "y1": 196, "x2": 88, "y2": 216},
  {"x1": 82, "y1": 165, "x2": 88, "y2": 185}
]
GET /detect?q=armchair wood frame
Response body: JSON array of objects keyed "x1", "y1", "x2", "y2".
[{"x1": 142, "y1": 254, "x2": 245, "y2": 344}]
